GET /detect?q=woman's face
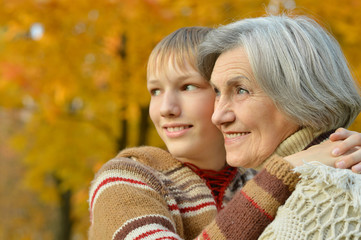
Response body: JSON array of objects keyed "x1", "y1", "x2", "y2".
[
  {"x1": 147, "y1": 61, "x2": 226, "y2": 170},
  {"x1": 210, "y1": 47, "x2": 299, "y2": 168}
]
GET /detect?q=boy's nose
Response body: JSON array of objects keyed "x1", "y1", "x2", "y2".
[{"x1": 160, "y1": 93, "x2": 181, "y2": 117}]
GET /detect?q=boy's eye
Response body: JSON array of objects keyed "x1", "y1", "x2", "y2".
[
  {"x1": 150, "y1": 89, "x2": 161, "y2": 96},
  {"x1": 184, "y1": 84, "x2": 198, "y2": 91}
]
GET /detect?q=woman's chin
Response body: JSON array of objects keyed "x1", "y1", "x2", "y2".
[
  {"x1": 226, "y1": 155, "x2": 246, "y2": 168},
  {"x1": 226, "y1": 155, "x2": 263, "y2": 169}
]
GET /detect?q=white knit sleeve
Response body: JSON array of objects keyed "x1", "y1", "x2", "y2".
[{"x1": 258, "y1": 163, "x2": 361, "y2": 240}]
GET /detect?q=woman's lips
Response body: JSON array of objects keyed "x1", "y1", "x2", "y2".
[{"x1": 223, "y1": 131, "x2": 250, "y2": 143}]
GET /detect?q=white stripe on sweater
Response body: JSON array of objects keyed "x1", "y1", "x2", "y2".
[{"x1": 113, "y1": 215, "x2": 179, "y2": 240}]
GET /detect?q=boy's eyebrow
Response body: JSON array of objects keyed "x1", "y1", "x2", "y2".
[
  {"x1": 147, "y1": 74, "x2": 195, "y2": 85},
  {"x1": 147, "y1": 79, "x2": 160, "y2": 84}
]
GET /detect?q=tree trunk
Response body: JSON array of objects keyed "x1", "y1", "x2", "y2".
[
  {"x1": 57, "y1": 190, "x2": 72, "y2": 240},
  {"x1": 117, "y1": 118, "x2": 128, "y2": 150},
  {"x1": 137, "y1": 105, "x2": 150, "y2": 146},
  {"x1": 54, "y1": 176, "x2": 73, "y2": 240}
]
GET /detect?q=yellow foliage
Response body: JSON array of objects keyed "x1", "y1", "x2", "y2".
[{"x1": 1, "y1": 0, "x2": 360, "y2": 239}]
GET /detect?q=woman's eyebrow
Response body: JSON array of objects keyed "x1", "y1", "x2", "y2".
[
  {"x1": 210, "y1": 75, "x2": 250, "y2": 89},
  {"x1": 226, "y1": 76, "x2": 250, "y2": 87}
]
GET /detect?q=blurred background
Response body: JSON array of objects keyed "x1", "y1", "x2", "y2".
[{"x1": 0, "y1": 0, "x2": 360, "y2": 239}]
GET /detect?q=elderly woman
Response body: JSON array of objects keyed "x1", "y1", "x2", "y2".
[{"x1": 198, "y1": 15, "x2": 361, "y2": 239}]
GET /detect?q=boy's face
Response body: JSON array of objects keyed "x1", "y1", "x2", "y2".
[{"x1": 147, "y1": 61, "x2": 226, "y2": 170}]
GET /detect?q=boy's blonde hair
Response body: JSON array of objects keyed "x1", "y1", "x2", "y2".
[{"x1": 147, "y1": 27, "x2": 212, "y2": 78}]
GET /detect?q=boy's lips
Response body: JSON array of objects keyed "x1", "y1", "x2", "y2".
[
  {"x1": 162, "y1": 124, "x2": 193, "y2": 137},
  {"x1": 164, "y1": 125, "x2": 192, "y2": 132},
  {"x1": 162, "y1": 123, "x2": 193, "y2": 129}
]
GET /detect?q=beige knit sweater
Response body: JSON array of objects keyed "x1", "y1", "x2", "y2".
[
  {"x1": 88, "y1": 145, "x2": 300, "y2": 239},
  {"x1": 259, "y1": 128, "x2": 361, "y2": 240}
]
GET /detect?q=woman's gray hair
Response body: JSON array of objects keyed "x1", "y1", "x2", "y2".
[{"x1": 198, "y1": 15, "x2": 361, "y2": 131}]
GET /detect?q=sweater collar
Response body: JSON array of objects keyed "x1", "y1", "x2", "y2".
[
  {"x1": 274, "y1": 127, "x2": 323, "y2": 157},
  {"x1": 183, "y1": 162, "x2": 237, "y2": 211},
  {"x1": 255, "y1": 127, "x2": 324, "y2": 170}
]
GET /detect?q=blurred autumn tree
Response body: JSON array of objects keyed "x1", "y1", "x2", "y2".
[{"x1": 0, "y1": 0, "x2": 360, "y2": 239}]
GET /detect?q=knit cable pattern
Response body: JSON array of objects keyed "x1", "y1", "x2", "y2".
[{"x1": 259, "y1": 162, "x2": 361, "y2": 240}]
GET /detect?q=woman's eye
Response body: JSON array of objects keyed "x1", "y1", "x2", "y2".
[
  {"x1": 213, "y1": 87, "x2": 220, "y2": 96},
  {"x1": 184, "y1": 84, "x2": 198, "y2": 91},
  {"x1": 236, "y1": 87, "x2": 249, "y2": 95},
  {"x1": 150, "y1": 89, "x2": 161, "y2": 96}
]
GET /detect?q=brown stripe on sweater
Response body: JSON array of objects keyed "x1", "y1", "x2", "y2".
[
  {"x1": 94, "y1": 157, "x2": 156, "y2": 182},
  {"x1": 182, "y1": 210, "x2": 218, "y2": 239},
  {"x1": 201, "y1": 221, "x2": 227, "y2": 240},
  {"x1": 216, "y1": 190, "x2": 272, "y2": 239},
  {"x1": 252, "y1": 168, "x2": 292, "y2": 204},
  {"x1": 241, "y1": 180, "x2": 280, "y2": 217},
  {"x1": 168, "y1": 173, "x2": 206, "y2": 191},
  {"x1": 113, "y1": 215, "x2": 176, "y2": 240},
  {"x1": 163, "y1": 170, "x2": 215, "y2": 205},
  {"x1": 166, "y1": 164, "x2": 186, "y2": 175},
  {"x1": 90, "y1": 182, "x2": 179, "y2": 239},
  {"x1": 96, "y1": 158, "x2": 168, "y2": 194},
  {"x1": 94, "y1": 158, "x2": 216, "y2": 214},
  {"x1": 172, "y1": 193, "x2": 214, "y2": 206},
  {"x1": 263, "y1": 155, "x2": 301, "y2": 191},
  {"x1": 167, "y1": 167, "x2": 210, "y2": 184},
  {"x1": 117, "y1": 146, "x2": 182, "y2": 172}
]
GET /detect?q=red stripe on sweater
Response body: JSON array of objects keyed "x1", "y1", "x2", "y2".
[
  {"x1": 240, "y1": 190, "x2": 274, "y2": 221},
  {"x1": 134, "y1": 229, "x2": 163, "y2": 239},
  {"x1": 202, "y1": 231, "x2": 211, "y2": 240},
  {"x1": 168, "y1": 201, "x2": 216, "y2": 214},
  {"x1": 90, "y1": 177, "x2": 148, "y2": 210},
  {"x1": 155, "y1": 238, "x2": 179, "y2": 240},
  {"x1": 133, "y1": 229, "x2": 178, "y2": 240}
]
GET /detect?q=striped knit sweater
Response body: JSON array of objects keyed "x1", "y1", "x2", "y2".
[
  {"x1": 198, "y1": 127, "x2": 328, "y2": 239},
  {"x1": 88, "y1": 146, "x2": 300, "y2": 239}
]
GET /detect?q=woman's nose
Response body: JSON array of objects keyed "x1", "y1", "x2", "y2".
[
  {"x1": 212, "y1": 98, "x2": 235, "y2": 126},
  {"x1": 160, "y1": 92, "x2": 181, "y2": 117}
]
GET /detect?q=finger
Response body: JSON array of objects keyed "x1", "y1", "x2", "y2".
[
  {"x1": 329, "y1": 128, "x2": 356, "y2": 141},
  {"x1": 331, "y1": 133, "x2": 361, "y2": 156},
  {"x1": 335, "y1": 148, "x2": 361, "y2": 169},
  {"x1": 352, "y1": 163, "x2": 361, "y2": 174}
]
